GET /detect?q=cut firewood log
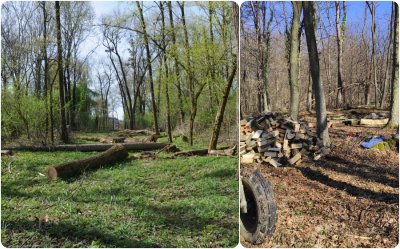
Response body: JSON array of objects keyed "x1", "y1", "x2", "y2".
[
  {"x1": 2, "y1": 143, "x2": 169, "y2": 152},
  {"x1": 47, "y1": 144, "x2": 128, "y2": 181},
  {"x1": 288, "y1": 153, "x2": 301, "y2": 165}
]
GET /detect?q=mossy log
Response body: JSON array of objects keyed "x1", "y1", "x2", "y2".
[
  {"x1": 2, "y1": 143, "x2": 168, "y2": 152},
  {"x1": 47, "y1": 145, "x2": 128, "y2": 181}
]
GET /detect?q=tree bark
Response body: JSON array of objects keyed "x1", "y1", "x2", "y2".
[
  {"x1": 288, "y1": 2, "x2": 302, "y2": 120},
  {"x1": 208, "y1": 59, "x2": 237, "y2": 150},
  {"x1": 137, "y1": 2, "x2": 159, "y2": 135},
  {"x1": 388, "y1": 2, "x2": 399, "y2": 127},
  {"x1": 335, "y1": 1, "x2": 346, "y2": 108},
  {"x1": 47, "y1": 144, "x2": 128, "y2": 181},
  {"x1": 302, "y1": 1, "x2": 331, "y2": 146},
  {"x1": 167, "y1": 2, "x2": 185, "y2": 124},
  {"x1": 55, "y1": 1, "x2": 69, "y2": 143},
  {"x1": 160, "y1": 2, "x2": 173, "y2": 143}
]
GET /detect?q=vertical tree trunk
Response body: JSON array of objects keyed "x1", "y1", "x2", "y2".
[
  {"x1": 335, "y1": 1, "x2": 346, "y2": 108},
  {"x1": 289, "y1": 1, "x2": 302, "y2": 120},
  {"x1": 381, "y1": 6, "x2": 394, "y2": 108},
  {"x1": 262, "y1": 3, "x2": 273, "y2": 111},
  {"x1": 388, "y1": 2, "x2": 399, "y2": 127},
  {"x1": 167, "y1": 2, "x2": 185, "y2": 124},
  {"x1": 179, "y1": 2, "x2": 196, "y2": 145},
  {"x1": 303, "y1": 1, "x2": 330, "y2": 146},
  {"x1": 160, "y1": 2, "x2": 173, "y2": 143},
  {"x1": 42, "y1": 1, "x2": 49, "y2": 143},
  {"x1": 55, "y1": 1, "x2": 68, "y2": 143},
  {"x1": 137, "y1": 1, "x2": 159, "y2": 135},
  {"x1": 306, "y1": 69, "x2": 313, "y2": 113}
]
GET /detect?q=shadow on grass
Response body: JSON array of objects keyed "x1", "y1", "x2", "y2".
[
  {"x1": 203, "y1": 167, "x2": 236, "y2": 179},
  {"x1": 1, "y1": 219, "x2": 160, "y2": 248},
  {"x1": 298, "y1": 166, "x2": 399, "y2": 204}
]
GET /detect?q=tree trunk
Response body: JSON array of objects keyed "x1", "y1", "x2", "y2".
[
  {"x1": 55, "y1": 1, "x2": 68, "y2": 143},
  {"x1": 137, "y1": 2, "x2": 159, "y2": 135},
  {"x1": 47, "y1": 144, "x2": 128, "y2": 181},
  {"x1": 303, "y1": 1, "x2": 330, "y2": 146},
  {"x1": 42, "y1": 1, "x2": 49, "y2": 143},
  {"x1": 208, "y1": 60, "x2": 237, "y2": 150},
  {"x1": 179, "y1": 2, "x2": 196, "y2": 145},
  {"x1": 306, "y1": 69, "x2": 313, "y2": 113},
  {"x1": 289, "y1": 1, "x2": 302, "y2": 120},
  {"x1": 335, "y1": 1, "x2": 346, "y2": 108},
  {"x1": 381, "y1": 7, "x2": 394, "y2": 108},
  {"x1": 160, "y1": 2, "x2": 173, "y2": 143},
  {"x1": 167, "y1": 2, "x2": 185, "y2": 124},
  {"x1": 388, "y1": 2, "x2": 399, "y2": 128}
]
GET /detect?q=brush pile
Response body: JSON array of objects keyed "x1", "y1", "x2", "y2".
[{"x1": 240, "y1": 112, "x2": 330, "y2": 167}]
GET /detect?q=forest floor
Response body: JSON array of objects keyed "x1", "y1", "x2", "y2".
[
  {"x1": 1, "y1": 131, "x2": 238, "y2": 247},
  {"x1": 241, "y1": 123, "x2": 399, "y2": 248}
]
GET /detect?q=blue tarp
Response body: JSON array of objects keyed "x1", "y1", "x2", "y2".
[{"x1": 360, "y1": 136, "x2": 385, "y2": 149}]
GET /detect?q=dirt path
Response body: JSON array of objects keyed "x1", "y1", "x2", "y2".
[{"x1": 241, "y1": 124, "x2": 398, "y2": 248}]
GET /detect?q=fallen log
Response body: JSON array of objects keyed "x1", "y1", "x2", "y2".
[
  {"x1": 359, "y1": 118, "x2": 389, "y2": 126},
  {"x1": 47, "y1": 144, "x2": 128, "y2": 181},
  {"x1": 115, "y1": 129, "x2": 154, "y2": 137},
  {"x1": 2, "y1": 143, "x2": 169, "y2": 152},
  {"x1": 75, "y1": 136, "x2": 111, "y2": 143},
  {"x1": 173, "y1": 146, "x2": 230, "y2": 157},
  {"x1": 156, "y1": 144, "x2": 181, "y2": 153}
]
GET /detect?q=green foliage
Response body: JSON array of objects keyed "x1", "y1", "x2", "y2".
[
  {"x1": 371, "y1": 141, "x2": 391, "y2": 151},
  {"x1": 1, "y1": 151, "x2": 238, "y2": 247},
  {"x1": 1, "y1": 90, "x2": 60, "y2": 144}
]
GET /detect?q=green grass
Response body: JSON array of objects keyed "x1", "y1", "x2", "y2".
[{"x1": 1, "y1": 151, "x2": 238, "y2": 248}]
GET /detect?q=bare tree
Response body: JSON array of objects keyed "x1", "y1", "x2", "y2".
[
  {"x1": 136, "y1": 1, "x2": 159, "y2": 135},
  {"x1": 55, "y1": 1, "x2": 68, "y2": 143},
  {"x1": 302, "y1": 1, "x2": 330, "y2": 146},
  {"x1": 335, "y1": 1, "x2": 346, "y2": 107},
  {"x1": 288, "y1": 1, "x2": 302, "y2": 120},
  {"x1": 388, "y1": 2, "x2": 399, "y2": 128}
]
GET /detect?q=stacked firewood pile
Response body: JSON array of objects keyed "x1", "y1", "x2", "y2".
[{"x1": 240, "y1": 112, "x2": 330, "y2": 167}]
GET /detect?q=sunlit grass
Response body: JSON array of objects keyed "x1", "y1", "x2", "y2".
[{"x1": 1, "y1": 150, "x2": 238, "y2": 247}]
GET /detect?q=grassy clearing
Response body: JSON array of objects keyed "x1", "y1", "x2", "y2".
[{"x1": 1, "y1": 151, "x2": 238, "y2": 247}]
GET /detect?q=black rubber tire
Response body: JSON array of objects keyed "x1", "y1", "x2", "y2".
[{"x1": 240, "y1": 169, "x2": 277, "y2": 244}]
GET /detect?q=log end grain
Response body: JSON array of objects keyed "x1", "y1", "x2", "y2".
[{"x1": 47, "y1": 166, "x2": 58, "y2": 181}]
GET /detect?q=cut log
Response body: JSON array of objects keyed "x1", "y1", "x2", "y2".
[
  {"x1": 2, "y1": 143, "x2": 169, "y2": 152},
  {"x1": 359, "y1": 118, "x2": 389, "y2": 126},
  {"x1": 288, "y1": 153, "x2": 301, "y2": 165},
  {"x1": 47, "y1": 145, "x2": 128, "y2": 181}
]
